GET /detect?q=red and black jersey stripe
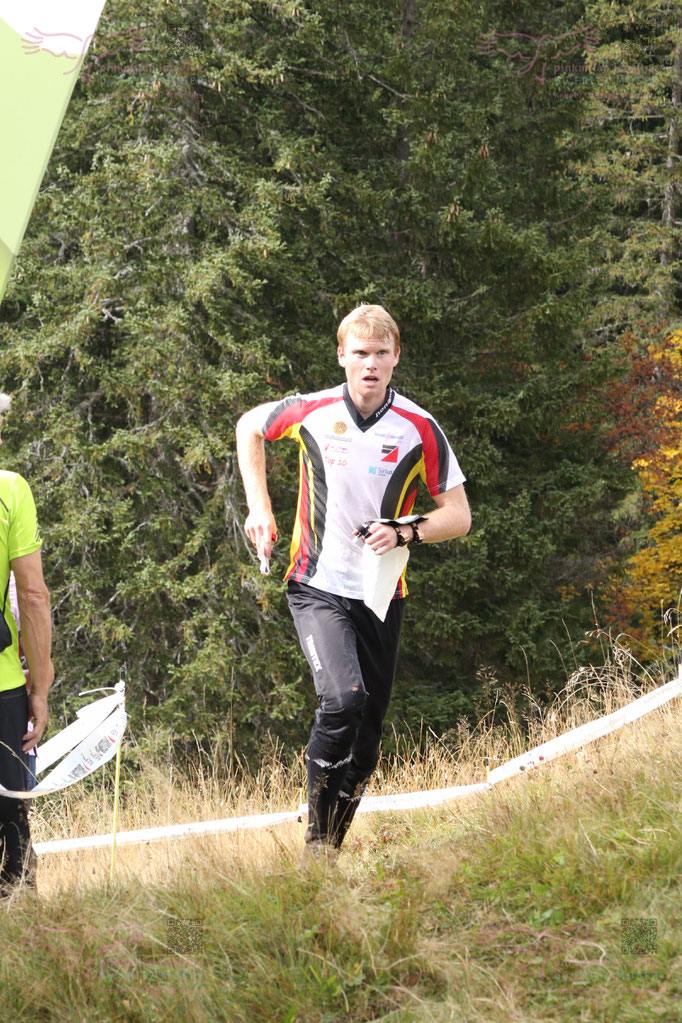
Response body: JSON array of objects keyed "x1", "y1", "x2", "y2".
[
  {"x1": 380, "y1": 445, "x2": 423, "y2": 519},
  {"x1": 288, "y1": 425, "x2": 328, "y2": 584},
  {"x1": 264, "y1": 394, "x2": 342, "y2": 441},
  {"x1": 392, "y1": 407, "x2": 452, "y2": 494}
]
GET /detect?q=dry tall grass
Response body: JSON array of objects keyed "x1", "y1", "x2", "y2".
[{"x1": 30, "y1": 654, "x2": 681, "y2": 896}]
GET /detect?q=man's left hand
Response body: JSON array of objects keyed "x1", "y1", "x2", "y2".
[
  {"x1": 357, "y1": 521, "x2": 400, "y2": 555},
  {"x1": 23, "y1": 690, "x2": 48, "y2": 751}
]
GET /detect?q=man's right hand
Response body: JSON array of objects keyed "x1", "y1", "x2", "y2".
[
  {"x1": 244, "y1": 508, "x2": 279, "y2": 560},
  {"x1": 236, "y1": 409, "x2": 279, "y2": 561}
]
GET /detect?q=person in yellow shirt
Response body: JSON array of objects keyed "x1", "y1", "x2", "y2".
[{"x1": 0, "y1": 392, "x2": 53, "y2": 894}]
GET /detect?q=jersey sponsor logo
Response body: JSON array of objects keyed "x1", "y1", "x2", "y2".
[
  {"x1": 375, "y1": 429, "x2": 405, "y2": 443},
  {"x1": 324, "y1": 432, "x2": 353, "y2": 445},
  {"x1": 381, "y1": 444, "x2": 399, "y2": 463},
  {"x1": 305, "y1": 633, "x2": 322, "y2": 672},
  {"x1": 332, "y1": 421, "x2": 347, "y2": 435},
  {"x1": 368, "y1": 465, "x2": 395, "y2": 477}
]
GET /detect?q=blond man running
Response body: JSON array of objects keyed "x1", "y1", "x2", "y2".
[{"x1": 236, "y1": 305, "x2": 470, "y2": 858}]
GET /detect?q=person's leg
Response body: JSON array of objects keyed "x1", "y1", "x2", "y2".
[
  {"x1": 329, "y1": 597, "x2": 405, "y2": 849},
  {"x1": 0, "y1": 686, "x2": 35, "y2": 894},
  {"x1": 286, "y1": 582, "x2": 367, "y2": 845},
  {"x1": 0, "y1": 798, "x2": 34, "y2": 892}
]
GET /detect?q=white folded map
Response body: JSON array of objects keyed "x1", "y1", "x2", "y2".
[{"x1": 360, "y1": 515, "x2": 425, "y2": 621}]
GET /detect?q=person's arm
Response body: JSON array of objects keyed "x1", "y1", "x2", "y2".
[
  {"x1": 11, "y1": 550, "x2": 54, "y2": 750},
  {"x1": 413, "y1": 484, "x2": 471, "y2": 542},
  {"x1": 235, "y1": 406, "x2": 279, "y2": 559},
  {"x1": 362, "y1": 484, "x2": 471, "y2": 554}
]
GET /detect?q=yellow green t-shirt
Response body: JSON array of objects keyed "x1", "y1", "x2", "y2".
[{"x1": 0, "y1": 470, "x2": 43, "y2": 692}]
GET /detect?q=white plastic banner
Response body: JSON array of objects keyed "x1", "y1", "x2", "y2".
[
  {"x1": 0, "y1": 0, "x2": 109, "y2": 300},
  {"x1": 34, "y1": 809, "x2": 301, "y2": 855},
  {"x1": 0, "y1": 685, "x2": 126, "y2": 799},
  {"x1": 31, "y1": 690, "x2": 123, "y2": 774},
  {"x1": 29, "y1": 704, "x2": 127, "y2": 797}
]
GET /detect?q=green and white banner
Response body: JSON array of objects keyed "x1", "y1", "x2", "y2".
[{"x1": 0, "y1": 0, "x2": 107, "y2": 302}]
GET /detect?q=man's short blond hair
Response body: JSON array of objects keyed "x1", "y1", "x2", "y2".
[
  {"x1": 0, "y1": 393, "x2": 11, "y2": 415},
  {"x1": 337, "y1": 304, "x2": 400, "y2": 351}
]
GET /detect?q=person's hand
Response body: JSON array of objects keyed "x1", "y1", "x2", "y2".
[
  {"x1": 356, "y1": 521, "x2": 400, "y2": 555},
  {"x1": 244, "y1": 507, "x2": 279, "y2": 560},
  {"x1": 24, "y1": 688, "x2": 49, "y2": 751}
]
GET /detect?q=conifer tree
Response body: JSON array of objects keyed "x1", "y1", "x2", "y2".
[
  {"x1": 0, "y1": 0, "x2": 630, "y2": 751},
  {"x1": 578, "y1": 1, "x2": 682, "y2": 640}
]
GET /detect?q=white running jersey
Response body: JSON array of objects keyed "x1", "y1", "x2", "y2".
[{"x1": 260, "y1": 384, "x2": 466, "y2": 599}]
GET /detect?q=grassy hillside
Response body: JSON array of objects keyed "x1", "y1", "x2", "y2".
[{"x1": 1, "y1": 672, "x2": 680, "y2": 1022}]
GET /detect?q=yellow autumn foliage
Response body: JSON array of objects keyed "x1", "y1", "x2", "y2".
[{"x1": 619, "y1": 329, "x2": 682, "y2": 632}]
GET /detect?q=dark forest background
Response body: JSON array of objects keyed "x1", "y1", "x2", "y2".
[{"x1": 0, "y1": 0, "x2": 680, "y2": 762}]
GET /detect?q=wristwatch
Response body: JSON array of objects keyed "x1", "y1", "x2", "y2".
[
  {"x1": 393, "y1": 525, "x2": 408, "y2": 547},
  {"x1": 393, "y1": 523, "x2": 423, "y2": 547},
  {"x1": 410, "y1": 522, "x2": 424, "y2": 545}
]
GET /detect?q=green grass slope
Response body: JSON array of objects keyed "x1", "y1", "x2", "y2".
[{"x1": 0, "y1": 683, "x2": 680, "y2": 1022}]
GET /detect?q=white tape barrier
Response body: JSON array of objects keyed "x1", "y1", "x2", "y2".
[
  {"x1": 0, "y1": 686, "x2": 127, "y2": 799},
  {"x1": 355, "y1": 782, "x2": 490, "y2": 814},
  {"x1": 28, "y1": 706, "x2": 127, "y2": 798},
  {"x1": 487, "y1": 668, "x2": 682, "y2": 785},
  {"x1": 34, "y1": 810, "x2": 301, "y2": 855},
  {"x1": 33, "y1": 669, "x2": 682, "y2": 856}
]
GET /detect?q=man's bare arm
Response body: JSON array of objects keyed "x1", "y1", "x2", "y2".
[
  {"x1": 418, "y1": 483, "x2": 471, "y2": 542},
  {"x1": 235, "y1": 406, "x2": 279, "y2": 559},
  {"x1": 12, "y1": 549, "x2": 54, "y2": 750},
  {"x1": 363, "y1": 484, "x2": 471, "y2": 553}
]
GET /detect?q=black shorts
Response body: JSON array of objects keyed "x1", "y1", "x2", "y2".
[{"x1": 286, "y1": 581, "x2": 404, "y2": 711}]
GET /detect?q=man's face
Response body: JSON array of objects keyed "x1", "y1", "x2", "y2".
[{"x1": 337, "y1": 333, "x2": 400, "y2": 404}]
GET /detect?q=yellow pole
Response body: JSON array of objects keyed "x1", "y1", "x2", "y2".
[
  {"x1": 109, "y1": 739, "x2": 122, "y2": 882},
  {"x1": 298, "y1": 785, "x2": 303, "y2": 842}
]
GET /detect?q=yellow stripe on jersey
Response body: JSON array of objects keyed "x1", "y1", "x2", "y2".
[
  {"x1": 388, "y1": 456, "x2": 424, "y2": 598},
  {"x1": 287, "y1": 463, "x2": 305, "y2": 578},
  {"x1": 393, "y1": 458, "x2": 424, "y2": 519},
  {"x1": 287, "y1": 427, "x2": 320, "y2": 578},
  {"x1": 287, "y1": 426, "x2": 304, "y2": 577}
]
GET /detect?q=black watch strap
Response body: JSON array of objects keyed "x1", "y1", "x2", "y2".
[
  {"x1": 410, "y1": 522, "x2": 423, "y2": 545},
  {"x1": 393, "y1": 524, "x2": 408, "y2": 547}
]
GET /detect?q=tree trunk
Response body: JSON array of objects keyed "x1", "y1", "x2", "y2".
[
  {"x1": 395, "y1": 0, "x2": 416, "y2": 163},
  {"x1": 659, "y1": 19, "x2": 681, "y2": 312}
]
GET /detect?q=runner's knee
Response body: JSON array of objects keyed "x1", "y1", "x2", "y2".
[
  {"x1": 323, "y1": 684, "x2": 367, "y2": 722},
  {"x1": 312, "y1": 686, "x2": 368, "y2": 753}
]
